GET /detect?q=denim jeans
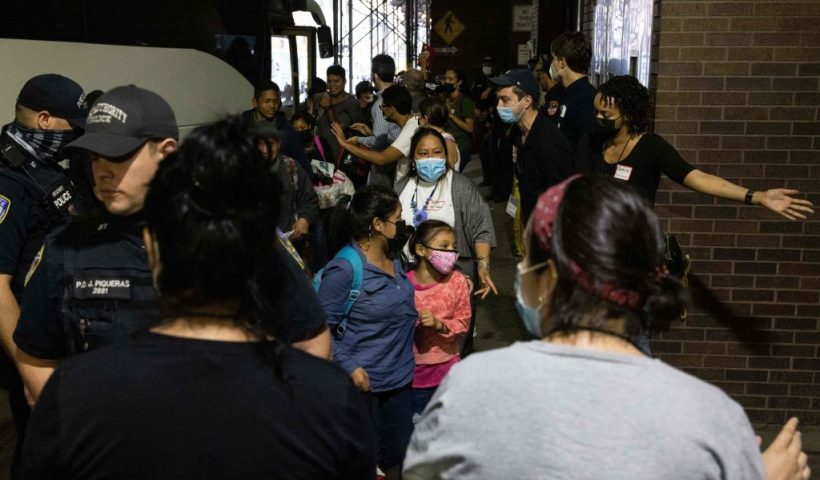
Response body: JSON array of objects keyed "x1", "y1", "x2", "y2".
[{"x1": 412, "y1": 386, "x2": 437, "y2": 417}]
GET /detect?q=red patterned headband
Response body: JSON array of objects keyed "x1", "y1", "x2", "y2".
[{"x1": 532, "y1": 175, "x2": 667, "y2": 311}]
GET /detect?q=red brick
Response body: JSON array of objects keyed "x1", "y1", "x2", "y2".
[
  {"x1": 658, "y1": 61, "x2": 703, "y2": 75},
  {"x1": 677, "y1": 76, "x2": 724, "y2": 91},
  {"x1": 704, "y1": 355, "x2": 748, "y2": 368},
  {"x1": 735, "y1": 395, "x2": 768, "y2": 408},
  {"x1": 704, "y1": 62, "x2": 749, "y2": 76},
  {"x1": 651, "y1": 341, "x2": 682, "y2": 354},
  {"x1": 737, "y1": 234, "x2": 781, "y2": 248},
  {"x1": 721, "y1": 136, "x2": 766, "y2": 149},
  {"x1": 747, "y1": 92, "x2": 794, "y2": 106},
  {"x1": 768, "y1": 397, "x2": 812, "y2": 410},
  {"x1": 727, "y1": 47, "x2": 773, "y2": 61},
  {"x1": 795, "y1": 331, "x2": 820, "y2": 343},
  {"x1": 726, "y1": 369, "x2": 768, "y2": 382},
  {"x1": 792, "y1": 123, "x2": 820, "y2": 135},
  {"x1": 797, "y1": 63, "x2": 820, "y2": 76},
  {"x1": 655, "y1": 120, "x2": 699, "y2": 134},
  {"x1": 662, "y1": 3, "x2": 707, "y2": 17},
  {"x1": 732, "y1": 289, "x2": 775, "y2": 302},
  {"x1": 699, "y1": 151, "x2": 743, "y2": 164},
  {"x1": 800, "y1": 277, "x2": 820, "y2": 290},
  {"x1": 723, "y1": 107, "x2": 769, "y2": 121},
  {"x1": 759, "y1": 221, "x2": 804, "y2": 234},
  {"x1": 660, "y1": 18, "x2": 682, "y2": 33},
  {"x1": 726, "y1": 77, "x2": 772, "y2": 92},
  {"x1": 659, "y1": 354, "x2": 704, "y2": 367},
  {"x1": 658, "y1": 46, "x2": 680, "y2": 61},
  {"x1": 683, "y1": 18, "x2": 730, "y2": 33},
  {"x1": 733, "y1": 262, "x2": 777, "y2": 274},
  {"x1": 709, "y1": 3, "x2": 753, "y2": 17},
  {"x1": 712, "y1": 248, "x2": 758, "y2": 258},
  {"x1": 701, "y1": 92, "x2": 747, "y2": 105},
  {"x1": 658, "y1": 327, "x2": 705, "y2": 341},
  {"x1": 655, "y1": 91, "x2": 701, "y2": 105},
  {"x1": 752, "y1": 303, "x2": 796, "y2": 316},
  {"x1": 751, "y1": 62, "x2": 799, "y2": 77},
  {"x1": 775, "y1": 47, "x2": 820, "y2": 62},
  {"x1": 774, "y1": 317, "x2": 819, "y2": 330},
  {"x1": 746, "y1": 409, "x2": 787, "y2": 424},
  {"x1": 746, "y1": 123, "x2": 790, "y2": 136},
  {"x1": 770, "y1": 371, "x2": 814, "y2": 383},
  {"x1": 757, "y1": 249, "x2": 802, "y2": 262},
  {"x1": 752, "y1": 2, "x2": 807, "y2": 16},
  {"x1": 756, "y1": 276, "x2": 801, "y2": 290},
  {"x1": 706, "y1": 32, "x2": 752, "y2": 46},
  {"x1": 747, "y1": 382, "x2": 790, "y2": 396},
  {"x1": 682, "y1": 367, "x2": 726, "y2": 382},
  {"x1": 749, "y1": 357, "x2": 792, "y2": 369},
  {"x1": 731, "y1": 17, "x2": 777, "y2": 32},
  {"x1": 683, "y1": 341, "x2": 728, "y2": 354},
  {"x1": 763, "y1": 165, "x2": 811, "y2": 178},
  {"x1": 796, "y1": 304, "x2": 820, "y2": 318},
  {"x1": 793, "y1": 358, "x2": 820, "y2": 371},
  {"x1": 700, "y1": 121, "x2": 746, "y2": 134},
  {"x1": 795, "y1": 92, "x2": 820, "y2": 105},
  {"x1": 777, "y1": 290, "x2": 820, "y2": 304},
  {"x1": 753, "y1": 33, "x2": 799, "y2": 47},
  {"x1": 773, "y1": 78, "x2": 819, "y2": 92},
  {"x1": 789, "y1": 384, "x2": 820, "y2": 397},
  {"x1": 771, "y1": 107, "x2": 814, "y2": 121},
  {"x1": 783, "y1": 235, "x2": 820, "y2": 249},
  {"x1": 773, "y1": 345, "x2": 816, "y2": 357},
  {"x1": 713, "y1": 382, "x2": 747, "y2": 396},
  {"x1": 680, "y1": 47, "x2": 727, "y2": 61},
  {"x1": 777, "y1": 17, "x2": 820, "y2": 32},
  {"x1": 660, "y1": 32, "x2": 706, "y2": 47},
  {"x1": 744, "y1": 151, "x2": 787, "y2": 166},
  {"x1": 767, "y1": 136, "x2": 814, "y2": 150},
  {"x1": 791, "y1": 151, "x2": 820, "y2": 163}
]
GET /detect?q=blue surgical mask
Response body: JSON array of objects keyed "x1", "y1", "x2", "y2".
[
  {"x1": 514, "y1": 261, "x2": 549, "y2": 338},
  {"x1": 497, "y1": 101, "x2": 523, "y2": 124},
  {"x1": 415, "y1": 157, "x2": 447, "y2": 183}
]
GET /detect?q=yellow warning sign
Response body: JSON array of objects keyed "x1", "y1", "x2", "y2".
[{"x1": 434, "y1": 11, "x2": 465, "y2": 45}]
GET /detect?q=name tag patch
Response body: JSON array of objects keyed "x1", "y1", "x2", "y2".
[
  {"x1": 614, "y1": 164, "x2": 633, "y2": 181},
  {"x1": 72, "y1": 276, "x2": 132, "y2": 300}
]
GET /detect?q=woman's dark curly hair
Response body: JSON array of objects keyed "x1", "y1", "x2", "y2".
[{"x1": 597, "y1": 75, "x2": 651, "y2": 135}]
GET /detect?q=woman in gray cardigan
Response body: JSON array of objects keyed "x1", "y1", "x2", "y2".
[{"x1": 395, "y1": 128, "x2": 497, "y2": 299}]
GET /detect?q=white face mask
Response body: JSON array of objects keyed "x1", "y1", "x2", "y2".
[
  {"x1": 482, "y1": 66, "x2": 493, "y2": 76},
  {"x1": 549, "y1": 62, "x2": 560, "y2": 81}
]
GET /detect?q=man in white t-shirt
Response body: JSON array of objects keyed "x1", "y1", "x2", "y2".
[{"x1": 331, "y1": 85, "x2": 419, "y2": 187}]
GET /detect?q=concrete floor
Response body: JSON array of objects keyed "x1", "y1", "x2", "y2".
[{"x1": 0, "y1": 158, "x2": 815, "y2": 477}]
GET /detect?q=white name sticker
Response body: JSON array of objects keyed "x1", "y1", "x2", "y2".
[
  {"x1": 614, "y1": 164, "x2": 633, "y2": 181},
  {"x1": 506, "y1": 194, "x2": 518, "y2": 218}
]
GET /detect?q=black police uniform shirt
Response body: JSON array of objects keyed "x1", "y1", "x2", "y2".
[
  {"x1": 597, "y1": 133, "x2": 696, "y2": 206},
  {"x1": 14, "y1": 211, "x2": 329, "y2": 360},
  {"x1": 23, "y1": 334, "x2": 376, "y2": 480},
  {"x1": 0, "y1": 136, "x2": 74, "y2": 299}
]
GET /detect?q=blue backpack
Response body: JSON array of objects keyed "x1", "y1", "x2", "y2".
[{"x1": 313, "y1": 245, "x2": 363, "y2": 339}]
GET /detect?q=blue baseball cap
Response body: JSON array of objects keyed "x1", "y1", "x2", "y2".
[{"x1": 489, "y1": 69, "x2": 540, "y2": 100}]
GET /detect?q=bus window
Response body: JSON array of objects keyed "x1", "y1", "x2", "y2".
[
  {"x1": 295, "y1": 35, "x2": 310, "y2": 105},
  {"x1": 271, "y1": 35, "x2": 295, "y2": 107}
]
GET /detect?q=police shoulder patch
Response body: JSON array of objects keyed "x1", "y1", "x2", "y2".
[{"x1": 0, "y1": 194, "x2": 10, "y2": 225}]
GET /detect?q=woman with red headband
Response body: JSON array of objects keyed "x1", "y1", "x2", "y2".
[{"x1": 404, "y1": 175, "x2": 809, "y2": 480}]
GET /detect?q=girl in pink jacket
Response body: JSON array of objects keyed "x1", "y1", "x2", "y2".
[{"x1": 407, "y1": 220, "x2": 472, "y2": 419}]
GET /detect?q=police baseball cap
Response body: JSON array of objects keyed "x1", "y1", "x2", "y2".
[
  {"x1": 17, "y1": 74, "x2": 88, "y2": 129},
  {"x1": 355, "y1": 80, "x2": 375, "y2": 96},
  {"x1": 489, "y1": 69, "x2": 540, "y2": 101},
  {"x1": 67, "y1": 85, "x2": 178, "y2": 159}
]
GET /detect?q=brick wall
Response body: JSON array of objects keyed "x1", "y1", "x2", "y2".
[{"x1": 647, "y1": 0, "x2": 820, "y2": 425}]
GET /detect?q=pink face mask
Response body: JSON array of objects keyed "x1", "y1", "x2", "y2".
[{"x1": 426, "y1": 248, "x2": 459, "y2": 275}]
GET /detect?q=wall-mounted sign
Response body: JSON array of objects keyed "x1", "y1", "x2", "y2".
[
  {"x1": 512, "y1": 5, "x2": 534, "y2": 32},
  {"x1": 434, "y1": 11, "x2": 465, "y2": 45},
  {"x1": 517, "y1": 43, "x2": 530, "y2": 65}
]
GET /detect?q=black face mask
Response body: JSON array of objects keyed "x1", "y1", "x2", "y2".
[
  {"x1": 595, "y1": 117, "x2": 620, "y2": 138},
  {"x1": 440, "y1": 83, "x2": 455, "y2": 95},
  {"x1": 383, "y1": 220, "x2": 410, "y2": 254},
  {"x1": 297, "y1": 129, "x2": 313, "y2": 147}
]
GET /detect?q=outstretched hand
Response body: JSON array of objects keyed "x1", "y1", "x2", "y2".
[
  {"x1": 330, "y1": 122, "x2": 347, "y2": 147},
  {"x1": 761, "y1": 417, "x2": 810, "y2": 480},
  {"x1": 760, "y1": 189, "x2": 815, "y2": 220},
  {"x1": 350, "y1": 123, "x2": 372, "y2": 136},
  {"x1": 473, "y1": 268, "x2": 498, "y2": 300}
]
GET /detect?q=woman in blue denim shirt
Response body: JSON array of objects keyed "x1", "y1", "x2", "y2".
[{"x1": 318, "y1": 185, "x2": 416, "y2": 478}]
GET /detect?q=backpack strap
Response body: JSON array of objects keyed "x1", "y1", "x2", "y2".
[
  {"x1": 313, "y1": 134, "x2": 328, "y2": 164},
  {"x1": 313, "y1": 245, "x2": 363, "y2": 339}
]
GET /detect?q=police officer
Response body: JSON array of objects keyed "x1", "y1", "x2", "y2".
[
  {"x1": 13, "y1": 85, "x2": 178, "y2": 403},
  {"x1": 0, "y1": 73, "x2": 86, "y2": 479}
]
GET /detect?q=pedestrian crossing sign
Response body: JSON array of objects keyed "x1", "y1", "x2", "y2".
[{"x1": 434, "y1": 11, "x2": 465, "y2": 45}]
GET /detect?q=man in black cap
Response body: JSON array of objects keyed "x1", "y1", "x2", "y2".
[
  {"x1": 0, "y1": 73, "x2": 87, "y2": 478},
  {"x1": 13, "y1": 85, "x2": 178, "y2": 405},
  {"x1": 490, "y1": 69, "x2": 573, "y2": 224}
]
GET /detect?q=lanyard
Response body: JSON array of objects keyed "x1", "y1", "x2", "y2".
[{"x1": 410, "y1": 177, "x2": 440, "y2": 227}]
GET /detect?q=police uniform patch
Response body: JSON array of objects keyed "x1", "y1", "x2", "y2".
[
  {"x1": 0, "y1": 194, "x2": 10, "y2": 224},
  {"x1": 71, "y1": 275, "x2": 132, "y2": 300}
]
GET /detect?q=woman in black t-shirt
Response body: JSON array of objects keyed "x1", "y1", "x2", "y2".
[
  {"x1": 591, "y1": 75, "x2": 814, "y2": 219},
  {"x1": 23, "y1": 117, "x2": 376, "y2": 480}
]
